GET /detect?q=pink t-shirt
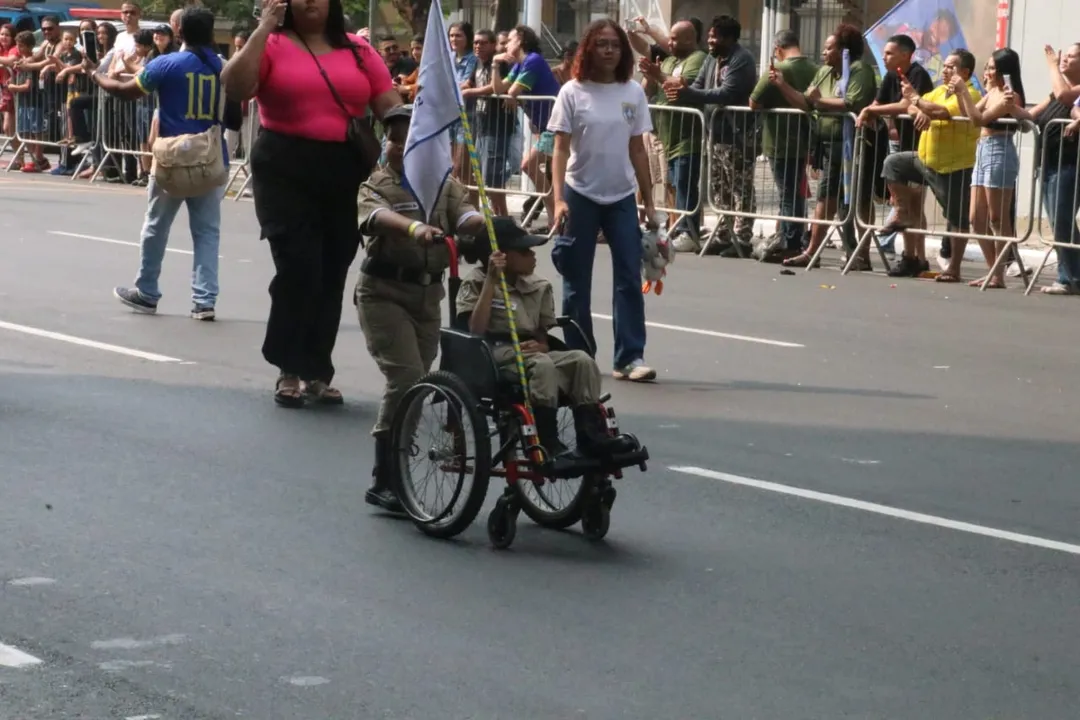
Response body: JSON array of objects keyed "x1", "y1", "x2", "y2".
[{"x1": 257, "y1": 33, "x2": 393, "y2": 143}]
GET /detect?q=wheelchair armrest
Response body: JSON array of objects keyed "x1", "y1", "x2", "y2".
[{"x1": 553, "y1": 316, "x2": 596, "y2": 358}]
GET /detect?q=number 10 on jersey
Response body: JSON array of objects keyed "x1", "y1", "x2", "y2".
[{"x1": 185, "y1": 72, "x2": 218, "y2": 121}]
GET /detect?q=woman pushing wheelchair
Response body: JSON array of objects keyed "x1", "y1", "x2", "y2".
[{"x1": 456, "y1": 217, "x2": 635, "y2": 461}]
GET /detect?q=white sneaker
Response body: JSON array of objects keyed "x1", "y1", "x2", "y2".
[
  {"x1": 671, "y1": 233, "x2": 699, "y2": 253},
  {"x1": 1041, "y1": 282, "x2": 1077, "y2": 295},
  {"x1": 613, "y1": 359, "x2": 657, "y2": 382}
]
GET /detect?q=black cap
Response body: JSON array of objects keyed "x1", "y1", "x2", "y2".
[
  {"x1": 460, "y1": 216, "x2": 548, "y2": 265},
  {"x1": 489, "y1": 216, "x2": 548, "y2": 251},
  {"x1": 382, "y1": 105, "x2": 412, "y2": 124},
  {"x1": 153, "y1": 24, "x2": 171, "y2": 34}
]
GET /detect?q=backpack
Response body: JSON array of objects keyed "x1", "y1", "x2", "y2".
[{"x1": 150, "y1": 50, "x2": 228, "y2": 198}]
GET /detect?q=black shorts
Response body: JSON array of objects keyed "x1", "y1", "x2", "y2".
[{"x1": 882, "y1": 151, "x2": 972, "y2": 232}]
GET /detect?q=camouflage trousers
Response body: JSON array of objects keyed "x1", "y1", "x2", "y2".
[{"x1": 709, "y1": 143, "x2": 757, "y2": 246}]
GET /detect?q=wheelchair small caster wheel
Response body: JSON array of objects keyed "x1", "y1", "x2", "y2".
[
  {"x1": 600, "y1": 485, "x2": 617, "y2": 510},
  {"x1": 488, "y1": 502, "x2": 517, "y2": 550},
  {"x1": 581, "y1": 502, "x2": 610, "y2": 541}
]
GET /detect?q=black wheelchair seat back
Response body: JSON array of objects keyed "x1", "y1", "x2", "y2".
[{"x1": 438, "y1": 327, "x2": 502, "y2": 402}]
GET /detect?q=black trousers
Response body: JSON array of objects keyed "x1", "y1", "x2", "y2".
[{"x1": 252, "y1": 129, "x2": 364, "y2": 382}]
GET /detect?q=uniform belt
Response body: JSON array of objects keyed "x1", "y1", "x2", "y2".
[
  {"x1": 486, "y1": 331, "x2": 541, "y2": 344},
  {"x1": 361, "y1": 258, "x2": 444, "y2": 286}
]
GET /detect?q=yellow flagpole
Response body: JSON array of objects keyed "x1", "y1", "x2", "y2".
[{"x1": 454, "y1": 105, "x2": 546, "y2": 463}]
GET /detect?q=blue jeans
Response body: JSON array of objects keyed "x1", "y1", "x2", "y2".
[
  {"x1": 135, "y1": 177, "x2": 222, "y2": 306},
  {"x1": 667, "y1": 154, "x2": 701, "y2": 239},
  {"x1": 559, "y1": 185, "x2": 646, "y2": 369},
  {"x1": 767, "y1": 155, "x2": 807, "y2": 250},
  {"x1": 1042, "y1": 163, "x2": 1080, "y2": 285}
]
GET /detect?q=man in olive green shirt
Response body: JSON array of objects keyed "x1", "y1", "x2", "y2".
[
  {"x1": 769, "y1": 30, "x2": 878, "y2": 269},
  {"x1": 640, "y1": 19, "x2": 707, "y2": 250},
  {"x1": 749, "y1": 29, "x2": 819, "y2": 261}
]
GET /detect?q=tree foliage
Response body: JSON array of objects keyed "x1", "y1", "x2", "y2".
[{"x1": 141, "y1": 0, "x2": 380, "y2": 33}]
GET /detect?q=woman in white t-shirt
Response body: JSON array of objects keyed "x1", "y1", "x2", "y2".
[{"x1": 548, "y1": 18, "x2": 658, "y2": 382}]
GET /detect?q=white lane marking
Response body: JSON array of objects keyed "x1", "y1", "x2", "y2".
[
  {"x1": 671, "y1": 466, "x2": 1080, "y2": 556},
  {"x1": 49, "y1": 231, "x2": 194, "y2": 256},
  {"x1": 0, "y1": 642, "x2": 43, "y2": 668},
  {"x1": 126, "y1": 715, "x2": 163, "y2": 719},
  {"x1": 591, "y1": 313, "x2": 804, "y2": 348},
  {"x1": 839, "y1": 458, "x2": 881, "y2": 466},
  {"x1": 0, "y1": 321, "x2": 183, "y2": 363},
  {"x1": 91, "y1": 634, "x2": 187, "y2": 650},
  {"x1": 282, "y1": 676, "x2": 330, "y2": 686},
  {"x1": 8, "y1": 577, "x2": 57, "y2": 586},
  {"x1": 100, "y1": 660, "x2": 169, "y2": 672}
]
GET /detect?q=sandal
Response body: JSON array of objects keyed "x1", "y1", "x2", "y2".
[
  {"x1": 274, "y1": 374, "x2": 305, "y2": 408},
  {"x1": 302, "y1": 379, "x2": 344, "y2": 405},
  {"x1": 781, "y1": 252, "x2": 820, "y2": 268},
  {"x1": 935, "y1": 272, "x2": 961, "y2": 283},
  {"x1": 968, "y1": 276, "x2": 1006, "y2": 289}
]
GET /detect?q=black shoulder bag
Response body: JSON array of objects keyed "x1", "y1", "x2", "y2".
[{"x1": 302, "y1": 40, "x2": 383, "y2": 180}]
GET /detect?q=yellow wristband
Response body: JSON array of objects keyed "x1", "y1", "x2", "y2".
[{"x1": 407, "y1": 221, "x2": 421, "y2": 237}]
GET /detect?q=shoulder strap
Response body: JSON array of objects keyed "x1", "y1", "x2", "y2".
[{"x1": 300, "y1": 36, "x2": 361, "y2": 119}]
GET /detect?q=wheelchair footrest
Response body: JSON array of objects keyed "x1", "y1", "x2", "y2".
[{"x1": 543, "y1": 446, "x2": 650, "y2": 479}]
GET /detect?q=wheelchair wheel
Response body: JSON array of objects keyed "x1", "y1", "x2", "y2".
[
  {"x1": 390, "y1": 370, "x2": 491, "y2": 540},
  {"x1": 515, "y1": 407, "x2": 588, "y2": 529}
]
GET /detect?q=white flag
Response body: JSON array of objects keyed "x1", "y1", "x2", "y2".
[{"x1": 402, "y1": 0, "x2": 464, "y2": 223}]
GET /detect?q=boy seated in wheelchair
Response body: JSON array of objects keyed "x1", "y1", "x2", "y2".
[{"x1": 456, "y1": 217, "x2": 635, "y2": 461}]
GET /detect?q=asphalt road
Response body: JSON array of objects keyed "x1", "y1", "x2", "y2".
[{"x1": 2, "y1": 174, "x2": 1079, "y2": 719}]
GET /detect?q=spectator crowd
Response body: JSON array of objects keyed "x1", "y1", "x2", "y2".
[{"x1": 3, "y1": 6, "x2": 1080, "y2": 298}]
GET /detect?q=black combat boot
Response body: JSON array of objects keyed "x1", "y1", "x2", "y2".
[
  {"x1": 573, "y1": 404, "x2": 635, "y2": 457},
  {"x1": 533, "y1": 405, "x2": 567, "y2": 459},
  {"x1": 364, "y1": 431, "x2": 404, "y2": 513}
]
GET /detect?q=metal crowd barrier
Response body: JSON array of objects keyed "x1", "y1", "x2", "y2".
[
  {"x1": 847, "y1": 115, "x2": 1039, "y2": 289},
  {"x1": 455, "y1": 93, "x2": 553, "y2": 227},
  {"x1": 6, "y1": 67, "x2": 71, "y2": 172},
  {"x1": 701, "y1": 106, "x2": 857, "y2": 263},
  {"x1": 224, "y1": 98, "x2": 260, "y2": 201},
  {"x1": 1027, "y1": 117, "x2": 1080, "y2": 295},
  {"x1": 639, "y1": 103, "x2": 707, "y2": 242},
  {"x1": 94, "y1": 88, "x2": 157, "y2": 184}
]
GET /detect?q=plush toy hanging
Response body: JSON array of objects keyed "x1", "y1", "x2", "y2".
[{"x1": 641, "y1": 213, "x2": 673, "y2": 296}]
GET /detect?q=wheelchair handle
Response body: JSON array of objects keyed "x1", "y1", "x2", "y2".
[{"x1": 437, "y1": 234, "x2": 459, "y2": 279}]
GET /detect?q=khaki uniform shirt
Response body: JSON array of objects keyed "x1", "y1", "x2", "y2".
[
  {"x1": 357, "y1": 166, "x2": 478, "y2": 276},
  {"x1": 456, "y1": 267, "x2": 555, "y2": 363}
]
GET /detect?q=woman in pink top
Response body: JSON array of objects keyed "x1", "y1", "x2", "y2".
[{"x1": 222, "y1": 0, "x2": 401, "y2": 408}]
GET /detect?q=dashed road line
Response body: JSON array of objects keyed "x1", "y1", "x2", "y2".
[
  {"x1": 0, "y1": 320, "x2": 185, "y2": 363},
  {"x1": 592, "y1": 314, "x2": 805, "y2": 348},
  {"x1": 0, "y1": 642, "x2": 43, "y2": 668},
  {"x1": 671, "y1": 465, "x2": 1080, "y2": 556}
]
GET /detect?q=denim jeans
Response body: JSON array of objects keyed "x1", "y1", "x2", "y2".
[
  {"x1": 135, "y1": 177, "x2": 223, "y2": 306},
  {"x1": 560, "y1": 185, "x2": 646, "y2": 369},
  {"x1": 667, "y1": 154, "x2": 701, "y2": 240},
  {"x1": 767, "y1": 155, "x2": 806, "y2": 250},
  {"x1": 1042, "y1": 163, "x2": 1080, "y2": 285}
]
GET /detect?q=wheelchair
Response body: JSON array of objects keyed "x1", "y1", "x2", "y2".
[{"x1": 387, "y1": 238, "x2": 650, "y2": 549}]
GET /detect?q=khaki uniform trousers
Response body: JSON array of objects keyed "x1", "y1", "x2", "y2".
[
  {"x1": 358, "y1": 277, "x2": 443, "y2": 434},
  {"x1": 494, "y1": 347, "x2": 601, "y2": 408}
]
